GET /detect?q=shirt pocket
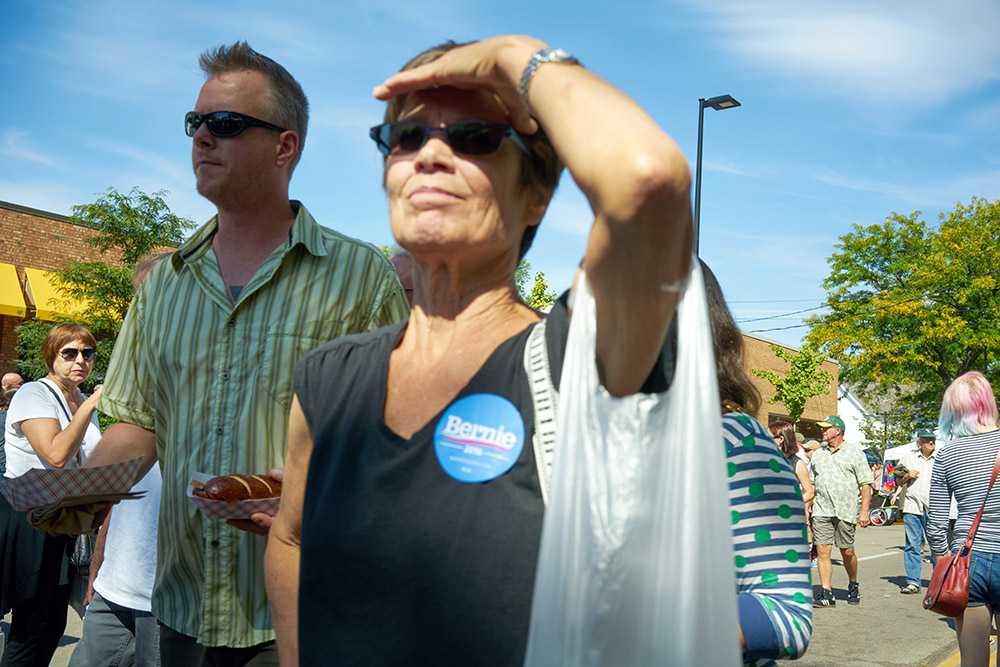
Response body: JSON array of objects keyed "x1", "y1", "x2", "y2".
[{"x1": 257, "y1": 322, "x2": 337, "y2": 410}]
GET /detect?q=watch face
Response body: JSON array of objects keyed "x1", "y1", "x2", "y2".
[{"x1": 543, "y1": 48, "x2": 576, "y2": 63}]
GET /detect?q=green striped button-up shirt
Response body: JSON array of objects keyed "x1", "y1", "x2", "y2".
[{"x1": 99, "y1": 202, "x2": 408, "y2": 647}]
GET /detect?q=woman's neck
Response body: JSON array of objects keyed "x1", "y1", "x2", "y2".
[{"x1": 44, "y1": 374, "x2": 78, "y2": 399}]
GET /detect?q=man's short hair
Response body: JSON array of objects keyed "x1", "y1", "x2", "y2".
[{"x1": 199, "y1": 42, "x2": 309, "y2": 173}]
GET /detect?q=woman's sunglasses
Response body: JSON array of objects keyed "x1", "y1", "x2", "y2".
[
  {"x1": 59, "y1": 347, "x2": 96, "y2": 363},
  {"x1": 369, "y1": 120, "x2": 530, "y2": 157},
  {"x1": 185, "y1": 111, "x2": 287, "y2": 138}
]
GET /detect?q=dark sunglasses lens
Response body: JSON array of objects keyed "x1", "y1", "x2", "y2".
[
  {"x1": 185, "y1": 113, "x2": 201, "y2": 137},
  {"x1": 449, "y1": 122, "x2": 505, "y2": 154},
  {"x1": 391, "y1": 124, "x2": 429, "y2": 152},
  {"x1": 60, "y1": 348, "x2": 95, "y2": 362},
  {"x1": 207, "y1": 113, "x2": 246, "y2": 137}
]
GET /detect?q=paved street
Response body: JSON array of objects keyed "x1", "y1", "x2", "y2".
[
  {"x1": 2, "y1": 521, "x2": 997, "y2": 666},
  {"x1": 796, "y1": 520, "x2": 990, "y2": 667}
]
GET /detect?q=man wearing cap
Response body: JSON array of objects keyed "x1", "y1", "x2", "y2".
[
  {"x1": 809, "y1": 415, "x2": 872, "y2": 607},
  {"x1": 894, "y1": 430, "x2": 938, "y2": 594}
]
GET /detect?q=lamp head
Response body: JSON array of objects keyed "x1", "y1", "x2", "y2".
[{"x1": 702, "y1": 94, "x2": 741, "y2": 111}]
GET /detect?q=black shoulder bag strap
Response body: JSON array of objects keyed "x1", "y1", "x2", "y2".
[{"x1": 39, "y1": 379, "x2": 84, "y2": 466}]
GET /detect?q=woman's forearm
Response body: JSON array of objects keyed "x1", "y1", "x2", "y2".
[{"x1": 22, "y1": 397, "x2": 99, "y2": 468}]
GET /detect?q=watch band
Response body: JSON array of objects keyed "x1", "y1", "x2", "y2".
[{"x1": 517, "y1": 48, "x2": 582, "y2": 110}]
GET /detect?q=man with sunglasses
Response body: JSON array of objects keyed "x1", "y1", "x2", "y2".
[{"x1": 81, "y1": 42, "x2": 407, "y2": 665}]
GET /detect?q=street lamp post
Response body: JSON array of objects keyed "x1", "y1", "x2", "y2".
[{"x1": 694, "y1": 94, "x2": 741, "y2": 255}]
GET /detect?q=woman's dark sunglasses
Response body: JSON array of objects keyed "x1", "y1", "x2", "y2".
[
  {"x1": 59, "y1": 347, "x2": 96, "y2": 363},
  {"x1": 369, "y1": 120, "x2": 530, "y2": 157},
  {"x1": 185, "y1": 111, "x2": 287, "y2": 138}
]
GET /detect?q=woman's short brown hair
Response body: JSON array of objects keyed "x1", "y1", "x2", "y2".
[
  {"x1": 42, "y1": 322, "x2": 97, "y2": 373},
  {"x1": 384, "y1": 40, "x2": 565, "y2": 260}
]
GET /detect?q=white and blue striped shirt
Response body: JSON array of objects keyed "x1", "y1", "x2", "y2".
[
  {"x1": 725, "y1": 413, "x2": 812, "y2": 665},
  {"x1": 928, "y1": 429, "x2": 1000, "y2": 556}
]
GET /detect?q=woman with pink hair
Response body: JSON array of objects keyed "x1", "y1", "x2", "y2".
[{"x1": 928, "y1": 371, "x2": 1000, "y2": 667}]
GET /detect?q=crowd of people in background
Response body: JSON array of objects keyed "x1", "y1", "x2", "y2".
[{"x1": 0, "y1": 32, "x2": 996, "y2": 667}]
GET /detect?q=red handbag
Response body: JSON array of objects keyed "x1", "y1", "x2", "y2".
[{"x1": 924, "y1": 449, "x2": 1000, "y2": 616}]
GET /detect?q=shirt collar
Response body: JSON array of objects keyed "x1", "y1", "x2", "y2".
[{"x1": 176, "y1": 200, "x2": 329, "y2": 265}]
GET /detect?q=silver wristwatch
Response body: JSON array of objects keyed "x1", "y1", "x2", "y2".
[{"x1": 517, "y1": 48, "x2": 582, "y2": 108}]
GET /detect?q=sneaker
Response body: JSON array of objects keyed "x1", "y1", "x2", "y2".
[
  {"x1": 847, "y1": 581, "x2": 860, "y2": 605},
  {"x1": 813, "y1": 589, "x2": 835, "y2": 608}
]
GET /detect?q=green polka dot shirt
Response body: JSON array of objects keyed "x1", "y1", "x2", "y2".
[{"x1": 725, "y1": 413, "x2": 812, "y2": 665}]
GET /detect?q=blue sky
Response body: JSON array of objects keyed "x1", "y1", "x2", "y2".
[{"x1": 2, "y1": 0, "x2": 998, "y2": 348}]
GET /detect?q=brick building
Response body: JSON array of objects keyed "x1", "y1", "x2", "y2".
[
  {"x1": 742, "y1": 332, "x2": 839, "y2": 437},
  {"x1": 0, "y1": 200, "x2": 126, "y2": 374}
]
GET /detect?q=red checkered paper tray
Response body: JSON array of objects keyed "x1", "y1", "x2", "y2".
[
  {"x1": 188, "y1": 472, "x2": 281, "y2": 521},
  {"x1": 0, "y1": 456, "x2": 145, "y2": 512}
]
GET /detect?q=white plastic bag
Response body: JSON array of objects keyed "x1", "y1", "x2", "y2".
[{"x1": 523, "y1": 261, "x2": 740, "y2": 666}]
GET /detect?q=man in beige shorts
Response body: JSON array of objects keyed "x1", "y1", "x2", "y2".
[{"x1": 809, "y1": 415, "x2": 872, "y2": 607}]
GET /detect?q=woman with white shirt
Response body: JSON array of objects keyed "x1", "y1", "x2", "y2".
[{"x1": 0, "y1": 322, "x2": 103, "y2": 667}]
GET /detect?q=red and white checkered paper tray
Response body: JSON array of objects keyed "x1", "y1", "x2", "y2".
[
  {"x1": 188, "y1": 472, "x2": 281, "y2": 521},
  {"x1": 0, "y1": 456, "x2": 145, "y2": 512}
]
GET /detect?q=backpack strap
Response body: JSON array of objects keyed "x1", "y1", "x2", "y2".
[{"x1": 524, "y1": 319, "x2": 558, "y2": 505}]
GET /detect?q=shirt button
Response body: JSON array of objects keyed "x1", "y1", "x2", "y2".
[
  {"x1": 217, "y1": 427, "x2": 224, "y2": 435},
  {"x1": 211, "y1": 539, "x2": 220, "y2": 548},
  {"x1": 221, "y1": 372, "x2": 230, "y2": 380},
  {"x1": 228, "y1": 319, "x2": 236, "y2": 327}
]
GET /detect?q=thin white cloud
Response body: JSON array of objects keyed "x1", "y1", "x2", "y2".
[
  {"x1": 1, "y1": 129, "x2": 57, "y2": 167},
  {"x1": 704, "y1": 158, "x2": 779, "y2": 179},
  {"x1": 689, "y1": 0, "x2": 1000, "y2": 105},
  {"x1": 815, "y1": 168, "x2": 1000, "y2": 208},
  {"x1": 539, "y1": 187, "x2": 592, "y2": 238}
]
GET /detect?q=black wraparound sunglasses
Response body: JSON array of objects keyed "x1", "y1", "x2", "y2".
[
  {"x1": 369, "y1": 120, "x2": 530, "y2": 157},
  {"x1": 185, "y1": 110, "x2": 287, "y2": 138}
]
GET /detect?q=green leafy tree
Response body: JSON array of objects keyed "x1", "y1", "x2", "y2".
[
  {"x1": 15, "y1": 187, "x2": 193, "y2": 427},
  {"x1": 516, "y1": 260, "x2": 557, "y2": 311},
  {"x1": 858, "y1": 406, "x2": 921, "y2": 460},
  {"x1": 751, "y1": 343, "x2": 834, "y2": 425},
  {"x1": 52, "y1": 187, "x2": 194, "y2": 336},
  {"x1": 806, "y1": 197, "x2": 1000, "y2": 418}
]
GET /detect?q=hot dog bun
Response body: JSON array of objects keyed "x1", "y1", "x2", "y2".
[{"x1": 191, "y1": 474, "x2": 282, "y2": 505}]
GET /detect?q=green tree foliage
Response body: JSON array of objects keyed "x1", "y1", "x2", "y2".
[
  {"x1": 516, "y1": 260, "x2": 557, "y2": 311},
  {"x1": 806, "y1": 197, "x2": 1000, "y2": 418},
  {"x1": 15, "y1": 187, "x2": 193, "y2": 429},
  {"x1": 858, "y1": 406, "x2": 921, "y2": 460},
  {"x1": 751, "y1": 343, "x2": 834, "y2": 425},
  {"x1": 53, "y1": 187, "x2": 194, "y2": 336}
]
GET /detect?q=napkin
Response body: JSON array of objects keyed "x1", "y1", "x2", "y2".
[{"x1": 28, "y1": 491, "x2": 147, "y2": 535}]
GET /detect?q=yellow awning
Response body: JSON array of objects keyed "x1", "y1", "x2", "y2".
[
  {"x1": 24, "y1": 268, "x2": 89, "y2": 321},
  {"x1": 0, "y1": 263, "x2": 27, "y2": 318}
]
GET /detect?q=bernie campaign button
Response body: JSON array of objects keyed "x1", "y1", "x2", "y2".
[{"x1": 434, "y1": 393, "x2": 525, "y2": 483}]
